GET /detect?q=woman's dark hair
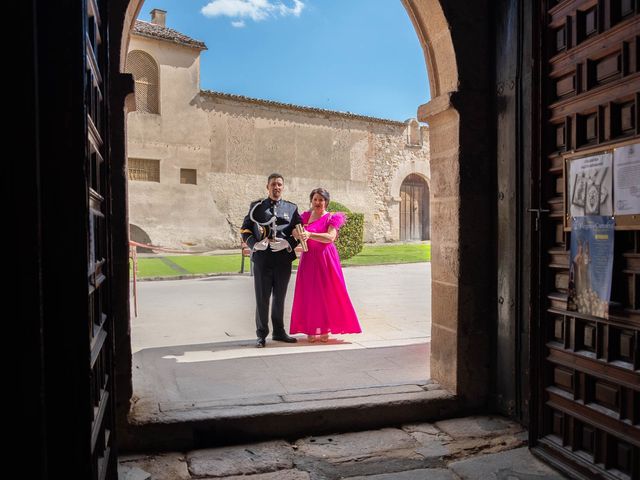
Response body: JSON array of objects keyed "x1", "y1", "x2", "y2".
[{"x1": 309, "y1": 188, "x2": 330, "y2": 206}]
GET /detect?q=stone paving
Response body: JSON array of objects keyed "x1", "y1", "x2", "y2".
[{"x1": 118, "y1": 416, "x2": 569, "y2": 479}]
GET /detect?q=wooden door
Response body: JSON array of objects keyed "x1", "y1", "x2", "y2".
[
  {"x1": 400, "y1": 174, "x2": 430, "y2": 240},
  {"x1": 26, "y1": 0, "x2": 119, "y2": 476},
  {"x1": 533, "y1": 2, "x2": 640, "y2": 479},
  {"x1": 85, "y1": 0, "x2": 118, "y2": 477}
]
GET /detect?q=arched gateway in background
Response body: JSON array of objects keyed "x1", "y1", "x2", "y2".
[{"x1": 400, "y1": 173, "x2": 430, "y2": 241}]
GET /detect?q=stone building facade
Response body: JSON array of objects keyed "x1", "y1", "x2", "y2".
[{"x1": 126, "y1": 11, "x2": 430, "y2": 250}]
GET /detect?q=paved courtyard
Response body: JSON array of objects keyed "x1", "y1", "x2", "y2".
[
  {"x1": 130, "y1": 264, "x2": 432, "y2": 421},
  {"x1": 131, "y1": 263, "x2": 432, "y2": 352}
]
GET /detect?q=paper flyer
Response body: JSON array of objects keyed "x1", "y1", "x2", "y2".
[
  {"x1": 613, "y1": 143, "x2": 640, "y2": 216},
  {"x1": 568, "y1": 216, "x2": 615, "y2": 319},
  {"x1": 567, "y1": 153, "x2": 613, "y2": 217}
]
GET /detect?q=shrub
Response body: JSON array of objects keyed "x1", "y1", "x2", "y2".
[
  {"x1": 328, "y1": 200, "x2": 351, "y2": 213},
  {"x1": 327, "y1": 201, "x2": 363, "y2": 260}
]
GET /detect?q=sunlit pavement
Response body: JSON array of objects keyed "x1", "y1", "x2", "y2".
[{"x1": 130, "y1": 263, "x2": 432, "y2": 421}]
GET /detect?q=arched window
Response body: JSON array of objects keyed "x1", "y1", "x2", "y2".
[{"x1": 125, "y1": 50, "x2": 160, "y2": 114}]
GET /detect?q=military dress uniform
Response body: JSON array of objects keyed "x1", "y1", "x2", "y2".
[{"x1": 241, "y1": 198, "x2": 302, "y2": 345}]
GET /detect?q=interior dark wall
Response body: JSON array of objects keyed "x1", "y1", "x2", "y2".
[
  {"x1": 108, "y1": 0, "x2": 137, "y2": 446},
  {"x1": 441, "y1": 0, "x2": 498, "y2": 406},
  {"x1": 14, "y1": 0, "x2": 46, "y2": 478}
]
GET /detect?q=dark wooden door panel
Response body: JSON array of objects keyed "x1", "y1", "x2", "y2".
[
  {"x1": 85, "y1": 0, "x2": 117, "y2": 478},
  {"x1": 535, "y1": 2, "x2": 640, "y2": 479}
]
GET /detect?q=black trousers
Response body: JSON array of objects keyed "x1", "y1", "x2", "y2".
[{"x1": 252, "y1": 250, "x2": 293, "y2": 339}]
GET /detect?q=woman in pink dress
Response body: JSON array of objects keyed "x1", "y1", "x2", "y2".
[{"x1": 290, "y1": 188, "x2": 361, "y2": 342}]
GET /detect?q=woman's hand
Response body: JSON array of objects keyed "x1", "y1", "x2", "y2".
[{"x1": 293, "y1": 228, "x2": 309, "y2": 241}]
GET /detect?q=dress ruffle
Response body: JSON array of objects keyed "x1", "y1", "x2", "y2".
[{"x1": 327, "y1": 212, "x2": 346, "y2": 229}]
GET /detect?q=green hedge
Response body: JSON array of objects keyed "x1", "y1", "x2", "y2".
[
  {"x1": 328, "y1": 201, "x2": 363, "y2": 260},
  {"x1": 328, "y1": 200, "x2": 351, "y2": 213}
]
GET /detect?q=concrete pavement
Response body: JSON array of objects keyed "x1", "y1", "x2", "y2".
[
  {"x1": 126, "y1": 264, "x2": 436, "y2": 448},
  {"x1": 130, "y1": 263, "x2": 432, "y2": 352},
  {"x1": 130, "y1": 263, "x2": 431, "y2": 415}
]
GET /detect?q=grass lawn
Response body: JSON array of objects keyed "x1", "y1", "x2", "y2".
[
  {"x1": 167, "y1": 254, "x2": 244, "y2": 274},
  {"x1": 342, "y1": 243, "x2": 430, "y2": 266},
  {"x1": 132, "y1": 258, "x2": 181, "y2": 278},
  {"x1": 132, "y1": 243, "x2": 430, "y2": 278}
]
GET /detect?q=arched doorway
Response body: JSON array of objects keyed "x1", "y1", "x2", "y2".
[
  {"x1": 22, "y1": 0, "x2": 506, "y2": 476},
  {"x1": 114, "y1": 0, "x2": 498, "y2": 443},
  {"x1": 400, "y1": 173, "x2": 430, "y2": 241},
  {"x1": 116, "y1": 0, "x2": 487, "y2": 407}
]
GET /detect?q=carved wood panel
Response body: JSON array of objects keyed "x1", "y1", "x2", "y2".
[
  {"x1": 536, "y1": 1, "x2": 640, "y2": 479},
  {"x1": 85, "y1": 0, "x2": 117, "y2": 478}
]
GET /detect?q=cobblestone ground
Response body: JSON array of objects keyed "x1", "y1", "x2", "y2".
[{"x1": 118, "y1": 415, "x2": 568, "y2": 479}]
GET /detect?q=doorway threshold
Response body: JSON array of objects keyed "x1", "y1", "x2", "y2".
[
  {"x1": 122, "y1": 341, "x2": 463, "y2": 451},
  {"x1": 122, "y1": 380, "x2": 462, "y2": 452}
]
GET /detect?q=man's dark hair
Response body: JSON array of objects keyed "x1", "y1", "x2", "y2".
[{"x1": 267, "y1": 173, "x2": 284, "y2": 184}]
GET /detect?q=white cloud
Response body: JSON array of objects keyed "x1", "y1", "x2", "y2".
[
  {"x1": 277, "y1": 0, "x2": 304, "y2": 17},
  {"x1": 201, "y1": 0, "x2": 305, "y2": 24}
]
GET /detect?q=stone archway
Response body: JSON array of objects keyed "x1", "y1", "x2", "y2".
[
  {"x1": 116, "y1": 0, "x2": 494, "y2": 407},
  {"x1": 401, "y1": 0, "x2": 494, "y2": 403}
]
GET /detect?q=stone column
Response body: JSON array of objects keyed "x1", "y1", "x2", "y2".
[
  {"x1": 419, "y1": 93, "x2": 461, "y2": 394},
  {"x1": 419, "y1": 90, "x2": 493, "y2": 406}
]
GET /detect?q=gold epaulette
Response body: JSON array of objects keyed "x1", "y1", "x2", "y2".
[{"x1": 240, "y1": 228, "x2": 253, "y2": 234}]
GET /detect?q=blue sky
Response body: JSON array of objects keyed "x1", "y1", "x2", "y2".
[{"x1": 137, "y1": 0, "x2": 430, "y2": 121}]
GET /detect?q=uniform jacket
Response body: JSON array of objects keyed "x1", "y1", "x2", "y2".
[{"x1": 240, "y1": 198, "x2": 302, "y2": 262}]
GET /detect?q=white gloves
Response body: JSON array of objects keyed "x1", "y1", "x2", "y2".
[
  {"x1": 252, "y1": 238, "x2": 270, "y2": 251},
  {"x1": 269, "y1": 237, "x2": 291, "y2": 252},
  {"x1": 252, "y1": 237, "x2": 291, "y2": 252}
]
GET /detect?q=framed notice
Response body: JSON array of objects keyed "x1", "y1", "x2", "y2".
[
  {"x1": 613, "y1": 142, "x2": 640, "y2": 229},
  {"x1": 564, "y1": 151, "x2": 613, "y2": 230}
]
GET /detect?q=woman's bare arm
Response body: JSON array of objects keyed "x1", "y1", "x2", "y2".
[{"x1": 309, "y1": 226, "x2": 337, "y2": 244}]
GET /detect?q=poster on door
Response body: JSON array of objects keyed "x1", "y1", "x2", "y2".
[
  {"x1": 567, "y1": 216, "x2": 615, "y2": 319},
  {"x1": 613, "y1": 143, "x2": 640, "y2": 216},
  {"x1": 567, "y1": 152, "x2": 613, "y2": 218}
]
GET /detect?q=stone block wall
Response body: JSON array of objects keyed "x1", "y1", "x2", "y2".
[{"x1": 127, "y1": 90, "x2": 430, "y2": 249}]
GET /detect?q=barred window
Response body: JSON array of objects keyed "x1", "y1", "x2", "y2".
[
  {"x1": 128, "y1": 158, "x2": 160, "y2": 182},
  {"x1": 125, "y1": 50, "x2": 160, "y2": 114},
  {"x1": 180, "y1": 168, "x2": 197, "y2": 185}
]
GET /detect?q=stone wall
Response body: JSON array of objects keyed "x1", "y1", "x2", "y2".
[{"x1": 126, "y1": 31, "x2": 430, "y2": 250}]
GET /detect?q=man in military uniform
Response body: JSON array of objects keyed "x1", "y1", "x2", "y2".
[{"x1": 241, "y1": 173, "x2": 302, "y2": 347}]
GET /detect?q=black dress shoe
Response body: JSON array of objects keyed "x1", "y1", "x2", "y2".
[
  {"x1": 256, "y1": 337, "x2": 266, "y2": 348},
  {"x1": 272, "y1": 333, "x2": 297, "y2": 343}
]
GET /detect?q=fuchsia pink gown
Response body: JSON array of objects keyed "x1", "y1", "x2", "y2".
[{"x1": 290, "y1": 211, "x2": 361, "y2": 336}]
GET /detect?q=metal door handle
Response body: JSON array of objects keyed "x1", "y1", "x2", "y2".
[{"x1": 527, "y1": 208, "x2": 550, "y2": 231}]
